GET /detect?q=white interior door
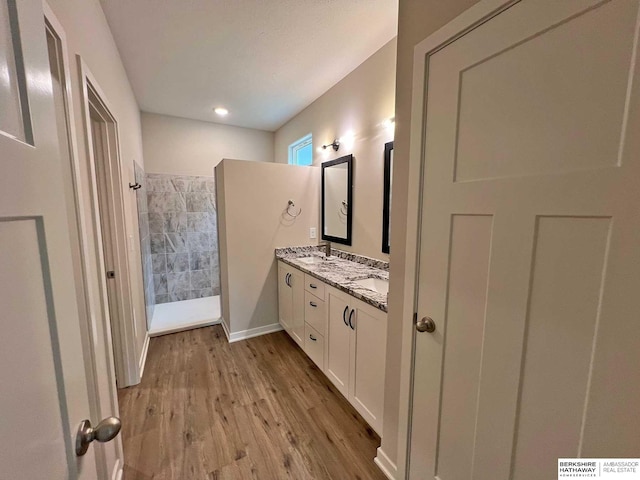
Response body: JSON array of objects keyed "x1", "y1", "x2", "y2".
[
  {"x1": 0, "y1": 0, "x2": 103, "y2": 478},
  {"x1": 409, "y1": 1, "x2": 640, "y2": 479}
]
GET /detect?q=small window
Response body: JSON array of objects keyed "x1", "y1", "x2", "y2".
[{"x1": 288, "y1": 133, "x2": 313, "y2": 166}]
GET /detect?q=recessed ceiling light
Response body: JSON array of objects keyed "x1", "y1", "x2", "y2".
[{"x1": 214, "y1": 107, "x2": 229, "y2": 116}]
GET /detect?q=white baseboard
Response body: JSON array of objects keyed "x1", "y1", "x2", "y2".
[
  {"x1": 220, "y1": 316, "x2": 230, "y2": 341},
  {"x1": 138, "y1": 332, "x2": 150, "y2": 379},
  {"x1": 374, "y1": 447, "x2": 398, "y2": 480},
  {"x1": 111, "y1": 459, "x2": 123, "y2": 480},
  {"x1": 227, "y1": 322, "x2": 283, "y2": 343}
]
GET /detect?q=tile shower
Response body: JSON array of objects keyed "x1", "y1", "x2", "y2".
[
  {"x1": 146, "y1": 173, "x2": 221, "y2": 304},
  {"x1": 134, "y1": 170, "x2": 221, "y2": 335},
  {"x1": 134, "y1": 162, "x2": 155, "y2": 324}
]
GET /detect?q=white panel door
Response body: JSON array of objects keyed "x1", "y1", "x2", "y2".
[
  {"x1": 0, "y1": 0, "x2": 100, "y2": 478},
  {"x1": 410, "y1": 1, "x2": 640, "y2": 479}
]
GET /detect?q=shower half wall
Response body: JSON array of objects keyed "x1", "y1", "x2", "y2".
[{"x1": 146, "y1": 172, "x2": 221, "y2": 334}]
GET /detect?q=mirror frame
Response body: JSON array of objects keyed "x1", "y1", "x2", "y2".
[
  {"x1": 321, "y1": 154, "x2": 353, "y2": 246},
  {"x1": 382, "y1": 141, "x2": 393, "y2": 254}
]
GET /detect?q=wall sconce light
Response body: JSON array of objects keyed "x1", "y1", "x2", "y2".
[
  {"x1": 322, "y1": 139, "x2": 340, "y2": 151},
  {"x1": 382, "y1": 117, "x2": 395, "y2": 130}
]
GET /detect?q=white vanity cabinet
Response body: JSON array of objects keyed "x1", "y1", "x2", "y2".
[
  {"x1": 277, "y1": 260, "x2": 387, "y2": 435},
  {"x1": 326, "y1": 285, "x2": 387, "y2": 435},
  {"x1": 277, "y1": 262, "x2": 304, "y2": 348},
  {"x1": 303, "y1": 274, "x2": 327, "y2": 370}
]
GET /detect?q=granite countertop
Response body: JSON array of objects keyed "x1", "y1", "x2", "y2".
[{"x1": 275, "y1": 246, "x2": 389, "y2": 312}]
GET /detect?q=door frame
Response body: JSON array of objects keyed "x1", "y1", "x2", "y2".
[
  {"x1": 393, "y1": 0, "x2": 520, "y2": 477},
  {"x1": 76, "y1": 56, "x2": 140, "y2": 388},
  {"x1": 43, "y1": 4, "x2": 125, "y2": 478}
]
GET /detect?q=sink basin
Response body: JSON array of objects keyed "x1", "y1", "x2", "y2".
[
  {"x1": 297, "y1": 256, "x2": 325, "y2": 265},
  {"x1": 353, "y1": 277, "x2": 389, "y2": 295}
]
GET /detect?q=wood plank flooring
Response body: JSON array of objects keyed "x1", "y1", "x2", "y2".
[{"x1": 118, "y1": 325, "x2": 387, "y2": 479}]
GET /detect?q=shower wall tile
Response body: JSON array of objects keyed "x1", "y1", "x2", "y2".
[
  {"x1": 207, "y1": 212, "x2": 217, "y2": 232},
  {"x1": 211, "y1": 237, "x2": 219, "y2": 255},
  {"x1": 166, "y1": 253, "x2": 189, "y2": 273},
  {"x1": 187, "y1": 212, "x2": 206, "y2": 232},
  {"x1": 163, "y1": 212, "x2": 187, "y2": 233},
  {"x1": 188, "y1": 232, "x2": 209, "y2": 252},
  {"x1": 152, "y1": 254, "x2": 166, "y2": 274},
  {"x1": 155, "y1": 294, "x2": 169, "y2": 304},
  {"x1": 147, "y1": 193, "x2": 167, "y2": 213},
  {"x1": 146, "y1": 175, "x2": 173, "y2": 193},
  {"x1": 190, "y1": 251, "x2": 211, "y2": 271},
  {"x1": 186, "y1": 193, "x2": 215, "y2": 212},
  {"x1": 210, "y1": 267, "x2": 220, "y2": 296},
  {"x1": 165, "y1": 232, "x2": 188, "y2": 253},
  {"x1": 167, "y1": 272, "x2": 190, "y2": 294},
  {"x1": 170, "y1": 176, "x2": 191, "y2": 192},
  {"x1": 148, "y1": 192, "x2": 187, "y2": 213},
  {"x1": 153, "y1": 273, "x2": 167, "y2": 295},
  {"x1": 146, "y1": 172, "x2": 221, "y2": 305},
  {"x1": 191, "y1": 270, "x2": 212, "y2": 289},
  {"x1": 149, "y1": 213, "x2": 164, "y2": 234},
  {"x1": 169, "y1": 291, "x2": 190, "y2": 302},
  {"x1": 150, "y1": 233, "x2": 165, "y2": 254},
  {"x1": 191, "y1": 177, "x2": 216, "y2": 193},
  {"x1": 192, "y1": 288, "x2": 213, "y2": 298},
  {"x1": 134, "y1": 162, "x2": 155, "y2": 325}
]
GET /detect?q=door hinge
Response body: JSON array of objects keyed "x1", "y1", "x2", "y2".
[{"x1": 106, "y1": 270, "x2": 116, "y2": 279}]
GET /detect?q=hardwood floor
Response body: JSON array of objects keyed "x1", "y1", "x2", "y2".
[{"x1": 118, "y1": 325, "x2": 387, "y2": 479}]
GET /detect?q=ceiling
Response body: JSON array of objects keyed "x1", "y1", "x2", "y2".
[{"x1": 99, "y1": 0, "x2": 398, "y2": 132}]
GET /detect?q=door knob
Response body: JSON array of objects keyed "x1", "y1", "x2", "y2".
[
  {"x1": 416, "y1": 317, "x2": 436, "y2": 333},
  {"x1": 75, "y1": 416, "x2": 121, "y2": 456}
]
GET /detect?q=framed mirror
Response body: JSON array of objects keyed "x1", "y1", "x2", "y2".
[
  {"x1": 382, "y1": 141, "x2": 393, "y2": 254},
  {"x1": 322, "y1": 154, "x2": 353, "y2": 245}
]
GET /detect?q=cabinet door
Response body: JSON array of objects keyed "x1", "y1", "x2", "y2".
[
  {"x1": 350, "y1": 299, "x2": 387, "y2": 435},
  {"x1": 289, "y1": 267, "x2": 305, "y2": 348},
  {"x1": 326, "y1": 286, "x2": 351, "y2": 397},
  {"x1": 277, "y1": 262, "x2": 292, "y2": 333}
]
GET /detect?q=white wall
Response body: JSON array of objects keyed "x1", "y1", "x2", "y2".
[
  {"x1": 216, "y1": 160, "x2": 319, "y2": 337},
  {"x1": 47, "y1": 0, "x2": 148, "y2": 378},
  {"x1": 275, "y1": 38, "x2": 397, "y2": 260},
  {"x1": 142, "y1": 112, "x2": 274, "y2": 175}
]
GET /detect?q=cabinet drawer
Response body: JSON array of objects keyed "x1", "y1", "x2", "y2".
[
  {"x1": 304, "y1": 291, "x2": 326, "y2": 334},
  {"x1": 304, "y1": 274, "x2": 325, "y2": 298},
  {"x1": 304, "y1": 324, "x2": 324, "y2": 370}
]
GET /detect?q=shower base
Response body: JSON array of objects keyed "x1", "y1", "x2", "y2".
[{"x1": 149, "y1": 295, "x2": 221, "y2": 337}]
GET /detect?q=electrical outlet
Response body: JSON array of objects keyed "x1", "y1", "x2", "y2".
[{"x1": 310, "y1": 227, "x2": 317, "y2": 239}]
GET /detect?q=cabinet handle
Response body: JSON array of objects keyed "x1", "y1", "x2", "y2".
[
  {"x1": 348, "y1": 309, "x2": 355, "y2": 330},
  {"x1": 309, "y1": 283, "x2": 317, "y2": 289},
  {"x1": 286, "y1": 273, "x2": 291, "y2": 287},
  {"x1": 343, "y1": 306, "x2": 349, "y2": 326},
  {"x1": 309, "y1": 334, "x2": 317, "y2": 342},
  {"x1": 309, "y1": 301, "x2": 317, "y2": 308}
]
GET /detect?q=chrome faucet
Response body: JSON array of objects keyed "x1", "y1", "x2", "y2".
[{"x1": 318, "y1": 240, "x2": 331, "y2": 257}]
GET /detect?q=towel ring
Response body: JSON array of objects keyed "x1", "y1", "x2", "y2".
[
  {"x1": 339, "y1": 200, "x2": 348, "y2": 216},
  {"x1": 286, "y1": 200, "x2": 302, "y2": 218}
]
